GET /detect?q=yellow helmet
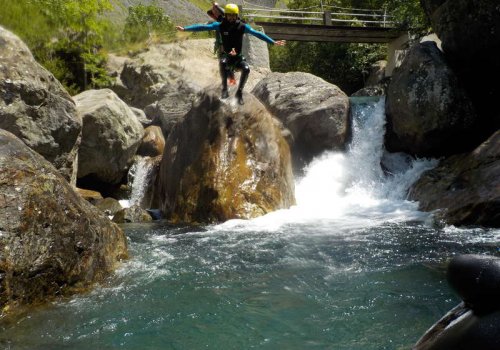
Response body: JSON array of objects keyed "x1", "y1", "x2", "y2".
[{"x1": 225, "y1": 4, "x2": 239, "y2": 15}]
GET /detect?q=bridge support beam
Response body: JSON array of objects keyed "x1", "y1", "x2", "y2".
[
  {"x1": 323, "y1": 11, "x2": 332, "y2": 25},
  {"x1": 386, "y1": 33, "x2": 409, "y2": 77}
]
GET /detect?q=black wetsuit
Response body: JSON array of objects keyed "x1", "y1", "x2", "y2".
[{"x1": 218, "y1": 19, "x2": 250, "y2": 96}]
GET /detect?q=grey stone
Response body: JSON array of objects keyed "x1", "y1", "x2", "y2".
[
  {"x1": 74, "y1": 89, "x2": 144, "y2": 184},
  {"x1": 385, "y1": 41, "x2": 476, "y2": 157},
  {"x1": 0, "y1": 26, "x2": 81, "y2": 184},
  {"x1": 252, "y1": 72, "x2": 350, "y2": 166}
]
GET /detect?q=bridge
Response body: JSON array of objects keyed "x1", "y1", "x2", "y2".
[{"x1": 240, "y1": 1, "x2": 408, "y2": 75}]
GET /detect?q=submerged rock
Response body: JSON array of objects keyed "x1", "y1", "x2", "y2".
[
  {"x1": 153, "y1": 89, "x2": 295, "y2": 223},
  {"x1": 252, "y1": 72, "x2": 350, "y2": 167},
  {"x1": 0, "y1": 130, "x2": 128, "y2": 315},
  {"x1": 409, "y1": 130, "x2": 500, "y2": 227},
  {"x1": 0, "y1": 26, "x2": 81, "y2": 185}
]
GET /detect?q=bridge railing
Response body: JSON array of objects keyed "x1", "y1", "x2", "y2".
[{"x1": 241, "y1": 1, "x2": 395, "y2": 27}]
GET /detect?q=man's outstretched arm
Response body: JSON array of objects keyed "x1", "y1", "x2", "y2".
[
  {"x1": 243, "y1": 24, "x2": 286, "y2": 46},
  {"x1": 176, "y1": 22, "x2": 221, "y2": 32}
]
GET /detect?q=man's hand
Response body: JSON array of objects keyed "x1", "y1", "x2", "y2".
[
  {"x1": 176, "y1": 26, "x2": 185, "y2": 31},
  {"x1": 229, "y1": 48, "x2": 237, "y2": 56},
  {"x1": 274, "y1": 40, "x2": 286, "y2": 46}
]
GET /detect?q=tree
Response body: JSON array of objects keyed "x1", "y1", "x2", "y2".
[
  {"x1": 124, "y1": 4, "x2": 175, "y2": 43},
  {"x1": 0, "y1": 0, "x2": 114, "y2": 94},
  {"x1": 44, "y1": 0, "x2": 114, "y2": 92}
]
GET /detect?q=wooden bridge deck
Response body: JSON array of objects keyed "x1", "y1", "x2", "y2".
[{"x1": 254, "y1": 21, "x2": 404, "y2": 43}]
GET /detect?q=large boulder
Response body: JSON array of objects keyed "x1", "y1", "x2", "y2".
[
  {"x1": 409, "y1": 130, "x2": 500, "y2": 227},
  {"x1": 0, "y1": 129, "x2": 128, "y2": 314},
  {"x1": 242, "y1": 27, "x2": 271, "y2": 70},
  {"x1": 153, "y1": 89, "x2": 296, "y2": 223},
  {"x1": 421, "y1": 0, "x2": 500, "y2": 143},
  {"x1": 142, "y1": 80, "x2": 201, "y2": 138},
  {"x1": 74, "y1": 89, "x2": 144, "y2": 185},
  {"x1": 252, "y1": 72, "x2": 350, "y2": 166},
  {"x1": 385, "y1": 41, "x2": 476, "y2": 157},
  {"x1": 0, "y1": 26, "x2": 81, "y2": 184}
]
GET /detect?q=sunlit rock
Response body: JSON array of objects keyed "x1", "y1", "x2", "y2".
[
  {"x1": 0, "y1": 129, "x2": 127, "y2": 315},
  {"x1": 94, "y1": 197, "x2": 123, "y2": 217},
  {"x1": 137, "y1": 126, "x2": 165, "y2": 158},
  {"x1": 153, "y1": 89, "x2": 295, "y2": 223},
  {"x1": 112, "y1": 205, "x2": 153, "y2": 223},
  {"x1": 409, "y1": 130, "x2": 500, "y2": 227},
  {"x1": 0, "y1": 26, "x2": 81, "y2": 185},
  {"x1": 252, "y1": 72, "x2": 350, "y2": 167},
  {"x1": 75, "y1": 187, "x2": 103, "y2": 204},
  {"x1": 74, "y1": 89, "x2": 144, "y2": 185}
]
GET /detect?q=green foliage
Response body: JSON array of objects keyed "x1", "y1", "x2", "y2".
[
  {"x1": 270, "y1": 41, "x2": 385, "y2": 94},
  {"x1": 124, "y1": 4, "x2": 175, "y2": 43},
  {"x1": 270, "y1": 0, "x2": 427, "y2": 94},
  {"x1": 383, "y1": 0, "x2": 429, "y2": 35},
  {"x1": 0, "y1": 0, "x2": 115, "y2": 93},
  {"x1": 0, "y1": 0, "x2": 179, "y2": 93}
]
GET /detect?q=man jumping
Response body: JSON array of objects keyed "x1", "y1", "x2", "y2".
[{"x1": 176, "y1": 4, "x2": 285, "y2": 105}]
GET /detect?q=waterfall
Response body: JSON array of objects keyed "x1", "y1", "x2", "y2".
[
  {"x1": 218, "y1": 96, "x2": 438, "y2": 231},
  {"x1": 126, "y1": 157, "x2": 155, "y2": 208}
]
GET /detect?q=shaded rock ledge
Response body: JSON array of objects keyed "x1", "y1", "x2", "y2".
[{"x1": 409, "y1": 130, "x2": 500, "y2": 227}]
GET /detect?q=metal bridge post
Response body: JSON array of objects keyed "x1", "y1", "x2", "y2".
[{"x1": 323, "y1": 11, "x2": 332, "y2": 26}]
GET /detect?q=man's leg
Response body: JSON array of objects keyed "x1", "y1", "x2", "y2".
[
  {"x1": 235, "y1": 60, "x2": 250, "y2": 105},
  {"x1": 219, "y1": 56, "x2": 230, "y2": 98}
]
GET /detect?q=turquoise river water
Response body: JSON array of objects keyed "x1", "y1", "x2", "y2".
[{"x1": 1, "y1": 98, "x2": 498, "y2": 349}]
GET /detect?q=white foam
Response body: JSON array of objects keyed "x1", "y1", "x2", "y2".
[{"x1": 214, "y1": 97, "x2": 437, "y2": 233}]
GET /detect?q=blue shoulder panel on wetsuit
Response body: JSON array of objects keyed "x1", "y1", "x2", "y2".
[
  {"x1": 243, "y1": 24, "x2": 275, "y2": 45},
  {"x1": 184, "y1": 22, "x2": 221, "y2": 32}
]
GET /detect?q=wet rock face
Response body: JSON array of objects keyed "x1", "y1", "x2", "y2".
[
  {"x1": 447, "y1": 254, "x2": 500, "y2": 313},
  {"x1": 0, "y1": 26, "x2": 81, "y2": 184},
  {"x1": 153, "y1": 89, "x2": 296, "y2": 223},
  {"x1": 409, "y1": 130, "x2": 500, "y2": 227},
  {"x1": 385, "y1": 41, "x2": 476, "y2": 157},
  {"x1": 74, "y1": 89, "x2": 144, "y2": 185},
  {"x1": 421, "y1": 0, "x2": 500, "y2": 141},
  {"x1": 0, "y1": 130, "x2": 128, "y2": 314},
  {"x1": 414, "y1": 254, "x2": 500, "y2": 350},
  {"x1": 252, "y1": 72, "x2": 350, "y2": 167}
]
